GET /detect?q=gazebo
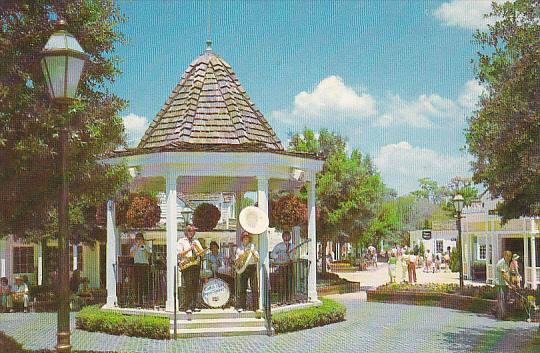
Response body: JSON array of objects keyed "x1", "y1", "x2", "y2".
[{"x1": 102, "y1": 42, "x2": 323, "y2": 320}]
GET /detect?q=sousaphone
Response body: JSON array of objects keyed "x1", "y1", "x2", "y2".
[
  {"x1": 235, "y1": 206, "x2": 269, "y2": 274},
  {"x1": 238, "y1": 206, "x2": 269, "y2": 235}
]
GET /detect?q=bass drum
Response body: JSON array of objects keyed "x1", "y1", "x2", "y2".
[{"x1": 201, "y1": 278, "x2": 230, "y2": 308}]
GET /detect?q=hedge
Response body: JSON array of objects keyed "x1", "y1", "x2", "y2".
[
  {"x1": 76, "y1": 305, "x2": 170, "y2": 339},
  {"x1": 272, "y1": 298, "x2": 346, "y2": 334}
]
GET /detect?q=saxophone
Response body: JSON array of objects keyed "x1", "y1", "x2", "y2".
[{"x1": 179, "y1": 241, "x2": 208, "y2": 271}]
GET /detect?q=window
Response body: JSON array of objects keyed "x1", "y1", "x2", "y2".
[
  {"x1": 436, "y1": 240, "x2": 444, "y2": 254},
  {"x1": 153, "y1": 244, "x2": 167, "y2": 263},
  {"x1": 13, "y1": 246, "x2": 34, "y2": 274},
  {"x1": 478, "y1": 244, "x2": 486, "y2": 260}
]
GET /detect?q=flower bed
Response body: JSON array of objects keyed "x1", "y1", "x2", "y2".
[
  {"x1": 76, "y1": 305, "x2": 170, "y2": 339},
  {"x1": 368, "y1": 283, "x2": 540, "y2": 321},
  {"x1": 272, "y1": 298, "x2": 346, "y2": 333}
]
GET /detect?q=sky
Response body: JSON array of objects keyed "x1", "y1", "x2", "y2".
[{"x1": 113, "y1": 0, "x2": 500, "y2": 195}]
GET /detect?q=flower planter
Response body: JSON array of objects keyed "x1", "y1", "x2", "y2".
[{"x1": 367, "y1": 289, "x2": 496, "y2": 315}]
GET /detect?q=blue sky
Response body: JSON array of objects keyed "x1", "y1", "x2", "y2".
[{"x1": 114, "y1": 0, "x2": 500, "y2": 195}]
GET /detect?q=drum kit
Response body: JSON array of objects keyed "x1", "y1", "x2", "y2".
[{"x1": 197, "y1": 206, "x2": 268, "y2": 309}]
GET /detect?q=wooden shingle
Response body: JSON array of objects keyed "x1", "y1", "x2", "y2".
[{"x1": 138, "y1": 47, "x2": 283, "y2": 151}]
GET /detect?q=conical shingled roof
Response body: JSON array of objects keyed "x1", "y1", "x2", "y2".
[{"x1": 138, "y1": 46, "x2": 284, "y2": 151}]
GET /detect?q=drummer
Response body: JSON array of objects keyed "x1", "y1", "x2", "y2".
[
  {"x1": 204, "y1": 241, "x2": 235, "y2": 297},
  {"x1": 205, "y1": 241, "x2": 225, "y2": 277}
]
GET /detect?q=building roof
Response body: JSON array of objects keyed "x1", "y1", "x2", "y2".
[{"x1": 137, "y1": 43, "x2": 284, "y2": 152}]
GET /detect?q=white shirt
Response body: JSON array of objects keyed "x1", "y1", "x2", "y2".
[
  {"x1": 177, "y1": 237, "x2": 202, "y2": 260},
  {"x1": 236, "y1": 243, "x2": 259, "y2": 266},
  {"x1": 272, "y1": 241, "x2": 295, "y2": 264}
]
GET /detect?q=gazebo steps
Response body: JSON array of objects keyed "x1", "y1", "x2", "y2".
[
  {"x1": 172, "y1": 308, "x2": 261, "y2": 320},
  {"x1": 170, "y1": 313, "x2": 268, "y2": 338},
  {"x1": 170, "y1": 325, "x2": 268, "y2": 338},
  {"x1": 170, "y1": 317, "x2": 265, "y2": 329}
]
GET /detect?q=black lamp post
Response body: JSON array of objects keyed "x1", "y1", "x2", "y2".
[
  {"x1": 453, "y1": 194, "x2": 465, "y2": 288},
  {"x1": 41, "y1": 20, "x2": 87, "y2": 353}
]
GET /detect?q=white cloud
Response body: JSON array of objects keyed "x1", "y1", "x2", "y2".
[
  {"x1": 375, "y1": 94, "x2": 459, "y2": 128},
  {"x1": 271, "y1": 75, "x2": 376, "y2": 127},
  {"x1": 374, "y1": 141, "x2": 471, "y2": 194},
  {"x1": 433, "y1": 0, "x2": 505, "y2": 30},
  {"x1": 122, "y1": 113, "x2": 149, "y2": 147},
  {"x1": 457, "y1": 79, "x2": 486, "y2": 109}
]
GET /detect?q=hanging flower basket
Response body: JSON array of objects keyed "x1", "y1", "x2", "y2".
[
  {"x1": 192, "y1": 203, "x2": 221, "y2": 231},
  {"x1": 271, "y1": 194, "x2": 307, "y2": 230}
]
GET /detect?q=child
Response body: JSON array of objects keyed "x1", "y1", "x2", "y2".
[
  {"x1": 0, "y1": 277, "x2": 11, "y2": 312},
  {"x1": 509, "y1": 254, "x2": 521, "y2": 288}
]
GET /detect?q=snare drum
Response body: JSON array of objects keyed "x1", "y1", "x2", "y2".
[{"x1": 201, "y1": 278, "x2": 230, "y2": 308}]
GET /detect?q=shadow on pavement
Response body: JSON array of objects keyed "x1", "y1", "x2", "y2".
[{"x1": 441, "y1": 326, "x2": 540, "y2": 353}]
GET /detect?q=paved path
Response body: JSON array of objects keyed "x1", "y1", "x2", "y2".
[
  {"x1": 0, "y1": 293, "x2": 538, "y2": 353},
  {"x1": 337, "y1": 262, "x2": 483, "y2": 289}
]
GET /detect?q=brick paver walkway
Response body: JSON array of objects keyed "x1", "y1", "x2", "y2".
[{"x1": 0, "y1": 292, "x2": 538, "y2": 353}]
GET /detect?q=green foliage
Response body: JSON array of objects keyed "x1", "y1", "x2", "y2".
[
  {"x1": 0, "y1": 1, "x2": 130, "y2": 240},
  {"x1": 377, "y1": 283, "x2": 499, "y2": 300},
  {"x1": 289, "y1": 128, "x2": 386, "y2": 247},
  {"x1": 466, "y1": 0, "x2": 540, "y2": 221},
  {"x1": 192, "y1": 203, "x2": 221, "y2": 231},
  {"x1": 271, "y1": 298, "x2": 346, "y2": 333},
  {"x1": 449, "y1": 247, "x2": 461, "y2": 273},
  {"x1": 76, "y1": 305, "x2": 170, "y2": 339}
]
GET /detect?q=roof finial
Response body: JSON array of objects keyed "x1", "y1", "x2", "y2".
[{"x1": 206, "y1": 0, "x2": 212, "y2": 52}]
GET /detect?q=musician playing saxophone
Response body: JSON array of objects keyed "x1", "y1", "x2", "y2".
[
  {"x1": 177, "y1": 223, "x2": 203, "y2": 313},
  {"x1": 235, "y1": 231, "x2": 259, "y2": 312}
]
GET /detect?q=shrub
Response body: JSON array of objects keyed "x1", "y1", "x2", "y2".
[
  {"x1": 76, "y1": 305, "x2": 170, "y2": 339},
  {"x1": 272, "y1": 298, "x2": 346, "y2": 333},
  {"x1": 192, "y1": 203, "x2": 221, "y2": 231}
]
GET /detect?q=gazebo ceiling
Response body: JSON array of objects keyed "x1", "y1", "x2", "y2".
[{"x1": 138, "y1": 43, "x2": 283, "y2": 152}]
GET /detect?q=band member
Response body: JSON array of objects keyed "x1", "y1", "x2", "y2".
[
  {"x1": 271, "y1": 231, "x2": 296, "y2": 304},
  {"x1": 130, "y1": 232, "x2": 151, "y2": 306},
  {"x1": 177, "y1": 224, "x2": 203, "y2": 313},
  {"x1": 11, "y1": 276, "x2": 29, "y2": 313},
  {"x1": 236, "y1": 231, "x2": 259, "y2": 312},
  {"x1": 205, "y1": 241, "x2": 225, "y2": 277}
]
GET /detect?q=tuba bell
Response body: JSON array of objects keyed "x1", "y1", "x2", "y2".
[{"x1": 238, "y1": 206, "x2": 269, "y2": 235}]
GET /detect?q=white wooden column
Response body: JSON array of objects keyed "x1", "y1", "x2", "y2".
[
  {"x1": 524, "y1": 231, "x2": 530, "y2": 287},
  {"x1": 37, "y1": 244, "x2": 43, "y2": 286},
  {"x1": 105, "y1": 199, "x2": 118, "y2": 307},
  {"x1": 73, "y1": 244, "x2": 78, "y2": 271},
  {"x1": 235, "y1": 192, "x2": 244, "y2": 245},
  {"x1": 307, "y1": 178, "x2": 318, "y2": 302},
  {"x1": 257, "y1": 176, "x2": 269, "y2": 311},
  {"x1": 166, "y1": 175, "x2": 179, "y2": 312}
]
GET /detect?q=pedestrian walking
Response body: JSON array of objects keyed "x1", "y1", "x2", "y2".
[
  {"x1": 495, "y1": 250, "x2": 512, "y2": 319},
  {"x1": 407, "y1": 250, "x2": 418, "y2": 284},
  {"x1": 388, "y1": 252, "x2": 397, "y2": 283}
]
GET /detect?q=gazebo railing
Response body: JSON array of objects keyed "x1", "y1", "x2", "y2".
[
  {"x1": 269, "y1": 258, "x2": 309, "y2": 306},
  {"x1": 116, "y1": 261, "x2": 167, "y2": 309}
]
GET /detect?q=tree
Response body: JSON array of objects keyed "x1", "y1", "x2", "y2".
[
  {"x1": 289, "y1": 128, "x2": 386, "y2": 270},
  {"x1": 0, "y1": 1, "x2": 129, "y2": 241},
  {"x1": 466, "y1": 0, "x2": 540, "y2": 221}
]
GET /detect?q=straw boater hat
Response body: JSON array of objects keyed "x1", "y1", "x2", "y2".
[
  {"x1": 512, "y1": 254, "x2": 520, "y2": 261},
  {"x1": 239, "y1": 206, "x2": 269, "y2": 235}
]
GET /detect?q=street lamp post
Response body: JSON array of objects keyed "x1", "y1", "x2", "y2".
[
  {"x1": 41, "y1": 20, "x2": 87, "y2": 353},
  {"x1": 453, "y1": 194, "x2": 465, "y2": 288}
]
